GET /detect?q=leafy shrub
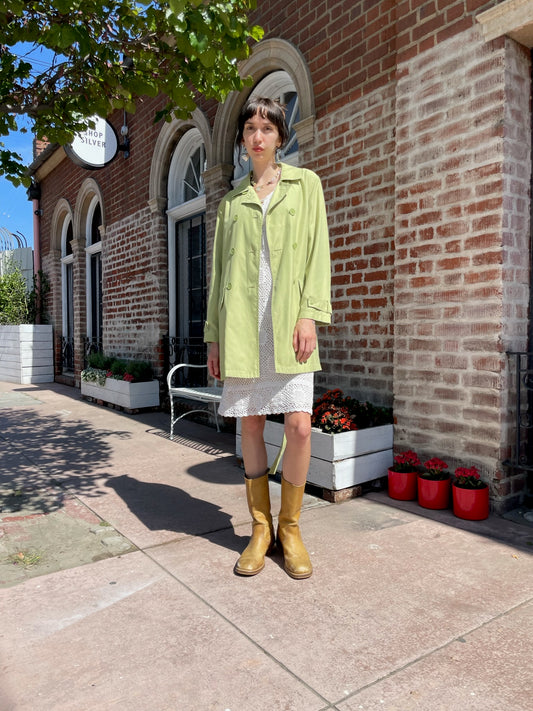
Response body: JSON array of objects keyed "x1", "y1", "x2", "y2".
[
  {"x1": 0, "y1": 259, "x2": 29, "y2": 324},
  {"x1": 0, "y1": 259, "x2": 50, "y2": 325},
  {"x1": 125, "y1": 360, "x2": 153, "y2": 383},
  {"x1": 82, "y1": 354, "x2": 154, "y2": 384},
  {"x1": 110, "y1": 359, "x2": 128, "y2": 378},
  {"x1": 87, "y1": 352, "x2": 114, "y2": 370}
]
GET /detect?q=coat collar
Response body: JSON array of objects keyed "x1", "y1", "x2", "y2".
[
  {"x1": 234, "y1": 162, "x2": 302, "y2": 194},
  {"x1": 234, "y1": 162, "x2": 302, "y2": 207}
]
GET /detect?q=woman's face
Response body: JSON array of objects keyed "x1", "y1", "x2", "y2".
[{"x1": 242, "y1": 110, "x2": 281, "y2": 162}]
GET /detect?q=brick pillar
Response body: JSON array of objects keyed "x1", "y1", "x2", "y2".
[{"x1": 70, "y1": 236, "x2": 86, "y2": 384}]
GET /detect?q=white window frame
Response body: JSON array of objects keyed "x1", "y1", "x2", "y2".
[
  {"x1": 60, "y1": 217, "x2": 74, "y2": 342},
  {"x1": 84, "y1": 195, "x2": 102, "y2": 340},
  {"x1": 167, "y1": 128, "x2": 207, "y2": 340}
]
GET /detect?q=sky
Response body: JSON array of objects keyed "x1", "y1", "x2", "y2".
[
  {"x1": 0, "y1": 131, "x2": 35, "y2": 249},
  {"x1": 1, "y1": 43, "x2": 57, "y2": 250}
]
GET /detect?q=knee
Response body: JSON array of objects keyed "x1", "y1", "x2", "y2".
[{"x1": 285, "y1": 416, "x2": 311, "y2": 446}]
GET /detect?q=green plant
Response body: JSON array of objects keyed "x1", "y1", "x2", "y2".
[
  {"x1": 0, "y1": 257, "x2": 29, "y2": 324},
  {"x1": 87, "y1": 351, "x2": 113, "y2": 371},
  {"x1": 27, "y1": 270, "x2": 51, "y2": 324},
  {"x1": 125, "y1": 359, "x2": 153, "y2": 383},
  {"x1": 109, "y1": 359, "x2": 128, "y2": 378},
  {"x1": 80, "y1": 367, "x2": 106, "y2": 386},
  {"x1": 9, "y1": 550, "x2": 42, "y2": 567},
  {"x1": 454, "y1": 466, "x2": 486, "y2": 489},
  {"x1": 420, "y1": 457, "x2": 449, "y2": 481},
  {"x1": 0, "y1": 259, "x2": 51, "y2": 325},
  {"x1": 81, "y1": 354, "x2": 155, "y2": 384}
]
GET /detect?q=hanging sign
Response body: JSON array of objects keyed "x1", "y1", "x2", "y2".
[{"x1": 65, "y1": 115, "x2": 119, "y2": 169}]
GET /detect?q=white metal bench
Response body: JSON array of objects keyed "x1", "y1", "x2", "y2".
[{"x1": 167, "y1": 363, "x2": 222, "y2": 439}]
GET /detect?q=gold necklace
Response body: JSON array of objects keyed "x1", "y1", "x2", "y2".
[{"x1": 251, "y1": 165, "x2": 281, "y2": 192}]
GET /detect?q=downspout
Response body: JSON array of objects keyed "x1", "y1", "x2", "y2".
[{"x1": 27, "y1": 181, "x2": 42, "y2": 322}]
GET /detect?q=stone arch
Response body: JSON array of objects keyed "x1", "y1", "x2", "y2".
[
  {"x1": 148, "y1": 107, "x2": 211, "y2": 211},
  {"x1": 212, "y1": 38, "x2": 315, "y2": 166},
  {"x1": 74, "y1": 178, "x2": 104, "y2": 240},
  {"x1": 50, "y1": 198, "x2": 73, "y2": 253}
]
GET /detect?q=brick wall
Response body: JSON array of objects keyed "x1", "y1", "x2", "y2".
[
  {"x1": 394, "y1": 23, "x2": 531, "y2": 509},
  {"x1": 306, "y1": 85, "x2": 396, "y2": 405},
  {"x1": 102, "y1": 204, "x2": 168, "y2": 364}
]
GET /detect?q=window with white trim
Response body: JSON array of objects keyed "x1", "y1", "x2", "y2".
[
  {"x1": 61, "y1": 217, "x2": 74, "y2": 371},
  {"x1": 85, "y1": 198, "x2": 102, "y2": 343},
  {"x1": 167, "y1": 128, "x2": 207, "y2": 376}
]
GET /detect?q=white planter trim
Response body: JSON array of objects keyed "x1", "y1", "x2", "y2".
[
  {"x1": 236, "y1": 419, "x2": 393, "y2": 491},
  {"x1": 0, "y1": 325, "x2": 54, "y2": 384},
  {"x1": 81, "y1": 378, "x2": 160, "y2": 409}
]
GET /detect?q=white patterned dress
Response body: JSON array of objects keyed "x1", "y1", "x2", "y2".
[{"x1": 218, "y1": 192, "x2": 314, "y2": 417}]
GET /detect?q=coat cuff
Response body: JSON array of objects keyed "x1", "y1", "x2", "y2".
[
  {"x1": 203, "y1": 321, "x2": 218, "y2": 343},
  {"x1": 298, "y1": 298, "x2": 332, "y2": 324}
]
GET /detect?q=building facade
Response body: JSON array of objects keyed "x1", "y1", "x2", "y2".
[{"x1": 30, "y1": 0, "x2": 533, "y2": 513}]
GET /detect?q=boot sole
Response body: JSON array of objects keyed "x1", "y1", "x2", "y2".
[
  {"x1": 284, "y1": 565, "x2": 312, "y2": 580},
  {"x1": 233, "y1": 542, "x2": 275, "y2": 576},
  {"x1": 234, "y1": 562, "x2": 265, "y2": 576}
]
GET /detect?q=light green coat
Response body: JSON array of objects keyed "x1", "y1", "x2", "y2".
[{"x1": 204, "y1": 163, "x2": 331, "y2": 380}]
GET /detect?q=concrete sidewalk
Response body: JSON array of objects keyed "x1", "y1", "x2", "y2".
[{"x1": 0, "y1": 381, "x2": 532, "y2": 711}]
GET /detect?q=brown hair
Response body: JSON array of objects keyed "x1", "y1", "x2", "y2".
[{"x1": 236, "y1": 96, "x2": 289, "y2": 149}]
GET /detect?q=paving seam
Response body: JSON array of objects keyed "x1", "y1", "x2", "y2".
[
  {"x1": 29, "y1": 488, "x2": 336, "y2": 708},
  {"x1": 141, "y1": 546, "x2": 337, "y2": 711},
  {"x1": 330, "y1": 594, "x2": 533, "y2": 707}
]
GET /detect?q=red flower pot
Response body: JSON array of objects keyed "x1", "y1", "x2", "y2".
[
  {"x1": 452, "y1": 484, "x2": 489, "y2": 521},
  {"x1": 418, "y1": 476, "x2": 451, "y2": 510},
  {"x1": 388, "y1": 469, "x2": 418, "y2": 500}
]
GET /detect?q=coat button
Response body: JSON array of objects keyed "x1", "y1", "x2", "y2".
[
  {"x1": 292, "y1": 242, "x2": 297, "y2": 249},
  {"x1": 289, "y1": 208, "x2": 296, "y2": 216},
  {"x1": 230, "y1": 248, "x2": 235, "y2": 255},
  {"x1": 226, "y1": 283, "x2": 232, "y2": 290},
  {"x1": 233, "y1": 215, "x2": 238, "y2": 222}
]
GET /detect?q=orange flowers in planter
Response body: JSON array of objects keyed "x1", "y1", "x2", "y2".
[{"x1": 311, "y1": 389, "x2": 393, "y2": 434}]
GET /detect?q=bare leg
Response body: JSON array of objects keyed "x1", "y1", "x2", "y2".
[
  {"x1": 282, "y1": 411, "x2": 311, "y2": 486},
  {"x1": 240, "y1": 414, "x2": 267, "y2": 478}
]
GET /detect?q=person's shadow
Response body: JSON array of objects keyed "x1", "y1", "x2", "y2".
[{"x1": 107, "y1": 474, "x2": 248, "y2": 554}]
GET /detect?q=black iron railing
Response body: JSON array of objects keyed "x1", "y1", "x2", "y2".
[
  {"x1": 61, "y1": 337, "x2": 75, "y2": 372},
  {"x1": 162, "y1": 336, "x2": 207, "y2": 387},
  {"x1": 83, "y1": 336, "x2": 103, "y2": 368},
  {"x1": 505, "y1": 352, "x2": 533, "y2": 481}
]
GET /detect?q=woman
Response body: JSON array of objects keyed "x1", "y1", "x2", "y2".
[{"x1": 204, "y1": 97, "x2": 331, "y2": 579}]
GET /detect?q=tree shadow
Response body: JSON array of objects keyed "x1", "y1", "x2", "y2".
[
  {"x1": 106, "y1": 474, "x2": 247, "y2": 554},
  {"x1": 0, "y1": 407, "x2": 132, "y2": 512}
]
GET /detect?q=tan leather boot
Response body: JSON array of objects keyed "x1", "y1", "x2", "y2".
[
  {"x1": 234, "y1": 473, "x2": 275, "y2": 576},
  {"x1": 277, "y1": 477, "x2": 312, "y2": 579}
]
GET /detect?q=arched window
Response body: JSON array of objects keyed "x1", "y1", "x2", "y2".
[
  {"x1": 167, "y1": 128, "x2": 207, "y2": 375},
  {"x1": 233, "y1": 70, "x2": 300, "y2": 183}
]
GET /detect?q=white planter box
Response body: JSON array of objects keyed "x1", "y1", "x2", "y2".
[
  {"x1": 0, "y1": 325, "x2": 54, "y2": 384},
  {"x1": 81, "y1": 378, "x2": 160, "y2": 409},
  {"x1": 236, "y1": 419, "x2": 393, "y2": 491}
]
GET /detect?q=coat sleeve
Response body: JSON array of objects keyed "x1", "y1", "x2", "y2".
[
  {"x1": 204, "y1": 201, "x2": 225, "y2": 343},
  {"x1": 298, "y1": 174, "x2": 332, "y2": 324}
]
